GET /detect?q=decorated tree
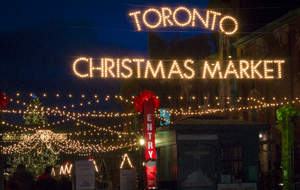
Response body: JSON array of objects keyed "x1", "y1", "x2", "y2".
[
  {"x1": 8, "y1": 140, "x2": 59, "y2": 177},
  {"x1": 23, "y1": 95, "x2": 47, "y2": 126},
  {"x1": 276, "y1": 104, "x2": 300, "y2": 190},
  {"x1": 8, "y1": 96, "x2": 58, "y2": 177}
]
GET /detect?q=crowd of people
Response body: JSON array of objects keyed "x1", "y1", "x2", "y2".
[{"x1": 6, "y1": 164, "x2": 72, "y2": 190}]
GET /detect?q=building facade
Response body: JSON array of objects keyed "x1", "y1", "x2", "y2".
[{"x1": 233, "y1": 7, "x2": 300, "y2": 185}]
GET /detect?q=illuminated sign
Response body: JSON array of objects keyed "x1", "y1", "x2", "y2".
[
  {"x1": 128, "y1": 7, "x2": 238, "y2": 35},
  {"x1": 73, "y1": 57, "x2": 284, "y2": 79},
  {"x1": 160, "y1": 108, "x2": 170, "y2": 126}
]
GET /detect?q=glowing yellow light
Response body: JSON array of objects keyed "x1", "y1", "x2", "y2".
[
  {"x1": 274, "y1": 60, "x2": 284, "y2": 79},
  {"x1": 183, "y1": 59, "x2": 195, "y2": 79},
  {"x1": 104, "y1": 58, "x2": 116, "y2": 78},
  {"x1": 128, "y1": 11, "x2": 142, "y2": 31},
  {"x1": 219, "y1": 15, "x2": 238, "y2": 35},
  {"x1": 173, "y1": 7, "x2": 192, "y2": 27},
  {"x1": 128, "y1": 7, "x2": 238, "y2": 35},
  {"x1": 209, "y1": 10, "x2": 221, "y2": 30},
  {"x1": 224, "y1": 61, "x2": 239, "y2": 78},
  {"x1": 168, "y1": 60, "x2": 183, "y2": 79},
  {"x1": 263, "y1": 60, "x2": 274, "y2": 79},
  {"x1": 202, "y1": 61, "x2": 222, "y2": 79},
  {"x1": 251, "y1": 60, "x2": 263, "y2": 79},
  {"x1": 59, "y1": 164, "x2": 73, "y2": 175},
  {"x1": 144, "y1": 60, "x2": 166, "y2": 78},
  {"x1": 239, "y1": 60, "x2": 250, "y2": 78},
  {"x1": 120, "y1": 153, "x2": 134, "y2": 169},
  {"x1": 192, "y1": 9, "x2": 209, "y2": 28},
  {"x1": 161, "y1": 7, "x2": 174, "y2": 26},
  {"x1": 133, "y1": 59, "x2": 143, "y2": 78},
  {"x1": 121, "y1": 58, "x2": 133, "y2": 78},
  {"x1": 73, "y1": 57, "x2": 89, "y2": 78},
  {"x1": 142, "y1": 8, "x2": 162, "y2": 28},
  {"x1": 139, "y1": 138, "x2": 145, "y2": 146}
]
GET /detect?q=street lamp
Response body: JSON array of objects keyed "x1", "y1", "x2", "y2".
[
  {"x1": 138, "y1": 138, "x2": 145, "y2": 190},
  {"x1": 139, "y1": 138, "x2": 145, "y2": 146}
]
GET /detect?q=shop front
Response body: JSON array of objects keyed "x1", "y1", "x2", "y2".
[{"x1": 156, "y1": 117, "x2": 269, "y2": 190}]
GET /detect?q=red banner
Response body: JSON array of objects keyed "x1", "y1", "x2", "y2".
[
  {"x1": 143, "y1": 99, "x2": 157, "y2": 188},
  {"x1": 143, "y1": 99, "x2": 156, "y2": 160}
]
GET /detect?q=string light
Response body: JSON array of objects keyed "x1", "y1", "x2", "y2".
[
  {"x1": 73, "y1": 57, "x2": 89, "y2": 78},
  {"x1": 263, "y1": 60, "x2": 274, "y2": 79},
  {"x1": 128, "y1": 11, "x2": 142, "y2": 31},
  {"x1": 192, "y1": 9, "x2": 209, "y2": 28},
  {"x1": 73, "y1": 58, "x2": 285, "y2": 79},
  {"x1": 1, "y1": 92, "x2": 300, "y2": 155},
  {"x1": 142, "y1": 8, "x2": 162, "y2": 28},
  {"x1": 144, "y1": 60, "x2": 166, "y2": 78},
  {"x1": 128, "y1": 7, "x2": 238, "y2": 35},
  {"x1": 208, "y1": 10, "x2": 221, "y2": 30},
  {"x1": 274, "y1": 60, "x2": 284, "y2": 78},
  {"x1": 1, "y1": 130, "x2": 138, "y2": 155},
  {"x1": 59, "y1": 163, "x2": 73, "y2": 175},
  {"x1": 173, "y1": 7, "x2": 192, "y2": 27},
  {"x1": 219, "y1": 15, "x2": 238, "y2": 35},
  {"x1": 251, "y1": 60, "x2": 263, "y2": 79},
  {"x1": 202, "y1": 61, "x2": 223, "y2": 79},
  {"x1": 224, "y1": 61, "x2": 239, "y2": 79},
  {"x1": 239, "y1": 60, "x2": 250, "y2": 78},
  {"x1": 161, "y1": 7, "x2": 174, "y2": 27},
  {"x1": 168, "y1": 60, "x2": 184, "y2": 79},
  {"x1": 120, "y1": 153, "x2": 134, "y2": 169}
]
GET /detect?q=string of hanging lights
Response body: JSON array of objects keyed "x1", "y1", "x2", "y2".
[{"x1": 1, "y1": 129, "x2": 138, "y2": 155}]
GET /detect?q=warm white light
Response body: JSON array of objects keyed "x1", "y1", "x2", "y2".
[
  {"x1": 144, "y1": 60, "x2": 166, "y2": 78},
  {"x1": 263, "y1": 60, "x2": 274, "y2": 79},
  {"x1": 128, "y1": 7, "x2": 238, "y2": 35},
  {"x1": 139, "y1": 138, "x2": 145, "y2": 146},
  {"x1": 208, "y1": 10, "x2": 221, "y2": 30},
  {"x1": 73, "y1": 57, "x2": 89, "y2": 78},
  {"x1": 143, "y1": 8, "x2": 162, "y2": 28},
  {"x1": 72, "y1": 58, "x2": 285, "y2": 80},
  {"x1": 183, "y1": 59, "x2": 195, "y2": 79},
  {"x1": 161, "y1": 7, "x2": 174, "y2": 27},
  {"x1": 121, "y1": 58, "x2": 133, "y2": 78},
  {"x1": 168, "y1": 60, "x2": 184, "y2": 79},
  {"x1": 274, "y1": 60, "x2": 284, "y2": 79},
  {"x1": 120, "y1": 153, "x2": 134, "y2": 169},
  {"x1": 90, "y1": 58, "x2": 104, "y2": 78},
  {"x1": 251, "y1": 60, "x2": 263, "y2": 79},
  {"x1": 239, "y1": 60, "x2": 250, "y2": 78},
  {"x1": 219, "y1": 15, "x2": 238, "y2": 35},
  {"x1": 173, "y1": 7, "x2": 192, "y2": 27},
  {"x1": 202, "y1": 61, "x2": 222, "y2": 79},
  {"x1": 128, "y1": 11, "x2": 142, "y2": 31},
  {"x1": 192, "y1": 9, "x2": 209, "y2": 28}
]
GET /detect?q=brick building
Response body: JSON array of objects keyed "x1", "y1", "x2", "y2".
[{"x1": 233, "y1": 7, "x2": 300, "y2": 184}]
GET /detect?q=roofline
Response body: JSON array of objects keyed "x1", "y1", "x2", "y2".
[{"x1": 233, "y1": 8, "x2": 300, "y2": 48}]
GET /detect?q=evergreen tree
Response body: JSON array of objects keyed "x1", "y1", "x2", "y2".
[
  {"x1": 8, "y1": 142, "x2": 59, "y2": 177},
  {"x1": 23, "y1": 96, "x2": 47, "y2": 126},
  {"x1": 8, "y1": 96, "x2": 58, "y2": 177}
]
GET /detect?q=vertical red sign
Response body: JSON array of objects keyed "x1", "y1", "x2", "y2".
[
  {"x1": 143, "y1": 99, "x2": 156, "y2": 160},
  {"x1": 143, "y1": 99, "x2": 157, "y2": 189}
]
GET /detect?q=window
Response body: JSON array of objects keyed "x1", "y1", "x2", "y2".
[{"x1": 221, "y1": 144, "x2": 243, "y2": 179}]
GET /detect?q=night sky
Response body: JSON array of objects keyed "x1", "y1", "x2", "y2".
[{"x1": 0, "y1": 0, "x2": 209, "y2": 94}]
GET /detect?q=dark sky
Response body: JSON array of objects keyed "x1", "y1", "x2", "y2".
[
  {"x1": 0, "y1": 0, "x2": 210, "y2": 94},
  {"x1": 1, "y1": 0, "x2": 297, "y2": 94}
]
